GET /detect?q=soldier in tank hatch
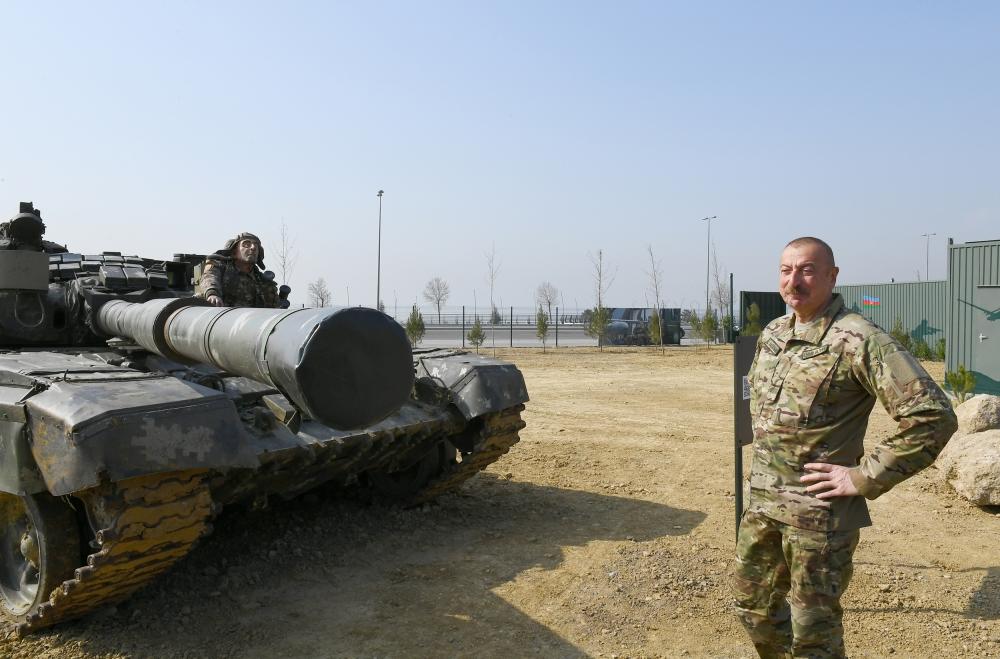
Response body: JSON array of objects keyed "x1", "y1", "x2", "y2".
[
  {"x1": 0, "y1": 202, "x2": 67, "y2": 253},
  {"x1": 732, "y1": 237, "x2": 957, "y2": 658},
  {"x1": 197, "y1": 232, "x2": 279, "y2": 308}
]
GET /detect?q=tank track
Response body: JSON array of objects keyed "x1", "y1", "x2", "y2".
[
  {"x1": 16, "y1": 470, "x2": 213, "y2": 636},
  {"x1": 408, "y1": 404, "x2": 525, "y2": 505},
  {"x1": 12, "y1": 407, "x2": 523, "y2": 633}
]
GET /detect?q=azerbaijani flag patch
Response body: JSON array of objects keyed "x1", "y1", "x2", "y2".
[{"x1": 862, "y1": 295, "x2": 880, "y2": 306}]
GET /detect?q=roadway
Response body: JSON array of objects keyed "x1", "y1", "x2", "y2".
[{"x1": 418, "y1": 324, "x2": 596, "y2": 347}]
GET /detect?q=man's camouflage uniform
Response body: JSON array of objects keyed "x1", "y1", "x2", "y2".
[
  {"x1": 197, "y1": 233, "x2": 279, "y2": 308},
  {"x1": 734, "y1": 294, "x2": 956, "y2": 658}
]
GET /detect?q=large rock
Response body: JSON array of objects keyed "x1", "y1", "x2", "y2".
[
  {"x1": 936, "y1": 429, "x2": 1000, "y2": 506},
  {"x1": 955, "y1": 394, "x2": 1000, "y2": 434}
]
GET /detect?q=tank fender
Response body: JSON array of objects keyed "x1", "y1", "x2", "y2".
[
  {"x1": 0, "y1": 386, "x2": 47, "y2": 495},
  {"x1": 416, "y1": 354, "x2": 529, "y2": 420},
  {"x1": 24, "y1": 377, "x2": 258, "y2": 496}
]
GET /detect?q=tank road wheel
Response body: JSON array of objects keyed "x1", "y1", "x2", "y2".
[
  {"x1": 367, "y1": 441, "x2": 455, "y2": 500},
  {"x1": 0, "y1": 493, "x2": 81, "y2": 623}
]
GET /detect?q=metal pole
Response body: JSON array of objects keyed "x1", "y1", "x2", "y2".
[
  {"x1": 729, "y1": 272, "x2": 734, "y2": 343},
  {"x1": 462, "y1": 305, "x2": 465, "y2": 348},
  {"x1": 922, "y1": 232, "x2": 936, "y2": 280},
  {"x1": 376, "y1": 190, "x2": 384, "y2": 308},
  {"x1": 510, "y1": 305, "x2": 513, "y2": 347},
  {"x1": 555, "y1": 306, "x2": 559, "y2": 348},
  {"x1": 734, "y1": 342, "x2": 743, "y2": 540}
]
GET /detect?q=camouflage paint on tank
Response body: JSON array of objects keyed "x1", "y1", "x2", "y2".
[{"x1": 15, "y1": 353, "x2": 255, "y2": 496}]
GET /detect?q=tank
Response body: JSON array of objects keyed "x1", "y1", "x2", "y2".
[{"x1": 0, "y1": 202, "x2": 528, "y2": 634}]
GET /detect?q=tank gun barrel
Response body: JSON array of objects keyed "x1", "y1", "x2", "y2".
[{"x1": 94, "y1": 298, "x2": 414, "y2": 429}]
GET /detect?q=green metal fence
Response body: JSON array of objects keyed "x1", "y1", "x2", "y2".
[{"x1": 834, "y1": 280, "x2": 947, "y2": 346}]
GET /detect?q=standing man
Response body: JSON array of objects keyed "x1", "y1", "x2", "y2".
[
  {"x1": 197, "y1": 232, "x2": 279, "y2": 308},
  {"x1": 733, "y1": 237, "x2": 956, "y2": 658}
]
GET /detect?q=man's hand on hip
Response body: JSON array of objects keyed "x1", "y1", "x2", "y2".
[{"x1": 801, "y1": 463, "x2": 860, "y2": 499}]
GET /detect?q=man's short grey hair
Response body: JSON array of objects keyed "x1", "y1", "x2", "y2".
[{"x1": 784, "y1": 237, "x2": 836, "y2": 267}]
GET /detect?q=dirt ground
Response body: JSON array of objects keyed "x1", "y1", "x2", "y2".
[{"x1": 2, "y1": 347, "x2": 998, "y2": 658}]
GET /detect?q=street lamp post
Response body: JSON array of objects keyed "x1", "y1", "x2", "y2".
[
  {"x1": 921, "y1": 232, "x2": 936, "y2": 280},
  {"x1": 701, "y1": 216, "x2": 718, "y2": 315},
  {"x1": 376, "y1": 190, "x2": 384, "y2": 309}
]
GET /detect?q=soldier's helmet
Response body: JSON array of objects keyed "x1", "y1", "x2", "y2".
[
  {"x1": 0, "y1": 202, "x2": 47, "y2": 250},
  {"x1": 223, "y1": 232, "x2": 265, "y2": 268}
]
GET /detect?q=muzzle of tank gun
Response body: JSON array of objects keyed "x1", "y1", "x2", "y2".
[{"x1": 94, "y1": 298, "x2": 414, "y2": 429}]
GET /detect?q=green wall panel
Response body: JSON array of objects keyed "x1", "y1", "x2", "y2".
[
  {"x1": 947, "y1": 239, "x2": 1000, "y2": 395},
  {"x1": 834, "y1": 280, "x2": 947, "y2": 346}
]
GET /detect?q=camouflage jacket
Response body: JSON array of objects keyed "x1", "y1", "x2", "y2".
[
  {"x1": 197, "y1": 257, "x2": 278, "y2": 308},
  {"x1": 747, "y1": 294, "x2": 957, "y2": 531}
]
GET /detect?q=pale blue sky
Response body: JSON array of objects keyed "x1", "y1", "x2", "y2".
[{"x1": 2, "y1": 2, "x2": 997, "y2": 314}]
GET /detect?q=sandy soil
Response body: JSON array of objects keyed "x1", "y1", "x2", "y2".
[{"x1": 2, "y1": 347, "x2": 998, "y2": 658}]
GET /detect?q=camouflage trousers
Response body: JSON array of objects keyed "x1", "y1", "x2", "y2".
[{"x1": 732, "y1": 510, "x2": 860, "y2": 659}]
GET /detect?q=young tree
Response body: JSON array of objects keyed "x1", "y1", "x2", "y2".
[
  {"x1": 490, "y1": 305, "x2": 502, "y2": 325},
  {"x1": 889, "y1": 317, "x2": 913, "y2": 352},
  {"x1": 307, "y1": 277, "x2": 331, "y2": 307},
  {"x1": 945, "y1": 364, "x2": 976, "y2": 403},
  {"x1": 722, "y1": 313, "x2": 735, "y2": 343},
  {"x1": 536, "y1": 306, "x2": 550, "y2": 352},
  {"x1": 742, "y1": 303, "x2": 763, "y2": 336},
  {"x1": 485, "y1": 244, "x2": 501, "y2": 356},
  {"x1": 405, "y1": 304, "x2": 426, "y2": 346},
  {"x1": 646, "y1": 245, "x2": 664, "y2": 353},
  {"x1": 710, "y1": 248, "x2": 731, "y2": 318},
  {"x1": 422, "y1": 277, "x2": 450, "y2": 323},
  {"x1": 701, "y1": 308, "x2": 719, "y2": 346},
  {"x1": 648, "y1": 311, "x2": 661, "y2": 346},
  {"x1": 588, "y1": 249, "x2": 616, "y2": 352},
  {"x1": 467, "y1": 317, "x2": 486, "y2": 354},
  {"x1": 688, "y1": 309, "x2": 702, "y2": 343},
  {"x1": 536, "y1": 282, "x2": 559, "y2": 320},
  {"x1": 912, "y1": 339, "x2": 933, "y2": 360},
  {"x1": 584, "y1": 306, "x2": 611, "y2": 348},
  {"x1": 709, "y1": 248, "x2": 734, "y2": 342},
  {"x1": 274, "y1": 220, "x2": 297, "y2": 287}
]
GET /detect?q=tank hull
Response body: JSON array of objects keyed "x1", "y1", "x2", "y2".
[{"x1": 0, "y1": 345, "x2": 527, "y2": 634}]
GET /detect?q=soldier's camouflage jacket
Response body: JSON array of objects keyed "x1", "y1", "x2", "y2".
[
  {"x1": 197, "y1": 257, "x2": 279, "y2": 308},
  {"x1": 747, "y1": 294, "x2": 957, "y2": 531}
]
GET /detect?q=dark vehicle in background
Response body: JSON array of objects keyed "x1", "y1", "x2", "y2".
[
  {"x1": 605, "y1": 308, "x2": 684, "y2": 345},
  {"x1": 0, "y1": 203, "x2": 527, "y2": 634}
]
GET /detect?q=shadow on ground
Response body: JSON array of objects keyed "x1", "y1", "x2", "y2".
[
  {"x1": 850, "y1": 559, "x2": 1000, "y2": 621},
  {"x1": 24, "y1": 475, "x2": 705, "y2": 658},
  {"x1": 969, "y1": 565, "x2": 1000, "y2": 620}
]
